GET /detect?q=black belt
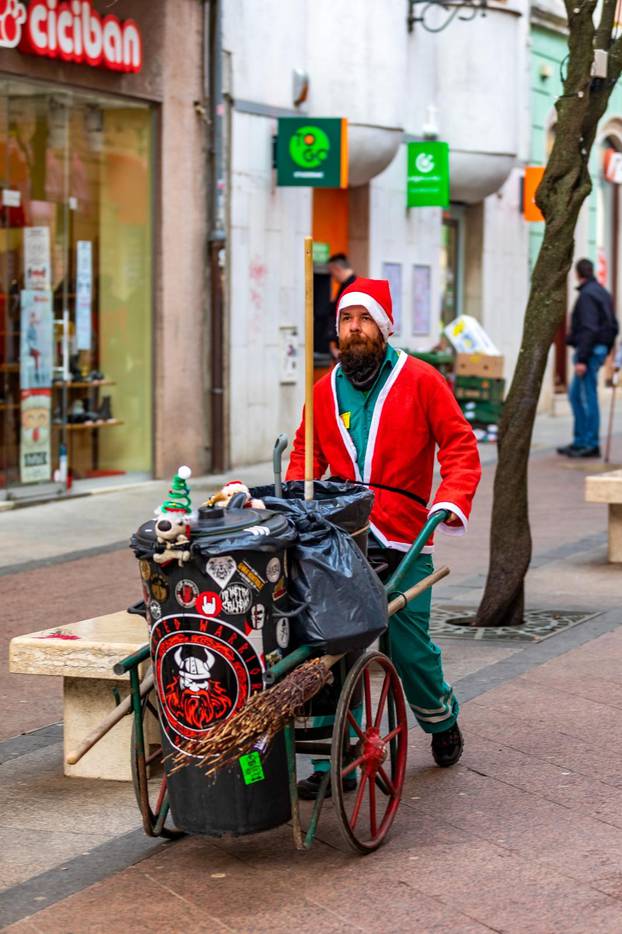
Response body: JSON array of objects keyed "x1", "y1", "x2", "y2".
[
  {"x1": 328, "y1": 475, "x2": 428, "y2": 509},
  {"x1": 362, "y1": 480, "x2": 428, "y2": 509}
]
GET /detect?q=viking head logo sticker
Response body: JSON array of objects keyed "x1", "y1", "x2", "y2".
[
  {"x1": 164, "y1": 643, "x2": 232, "y2": 730},
  {"x1": 152, "y1": 617, "x2": 264, "y2": 753}
]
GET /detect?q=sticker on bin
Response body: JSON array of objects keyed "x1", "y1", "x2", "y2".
[
  {"x1": 175, "y1": 579, "x2": 200, "y2": 609},
  {"x1": 273, "y1": 576, "x2": 287, "y2": 601},
  {"x1": 250, "y1": 604, "x2": 266, "y2": 630},
  {"x1": 205, "y1": 556, "x2": 237, "y2": 589},
  {"x1": 266, "y1": 557, "x2": 281, "y2": 583},
  {"x1": 276, "y1": 618, "x2": 290, "y2": 649},
  {"x1": 152, "y1": 616, "x2": 264, "y2": 754},
  {"x1": 195, "y1": 591, "x2": 223, "y2": 617},
  {"x1": 239, "y1": 751, "x2": 265, "y2": 785},
  {"x1": 150, "y1": 575, "x2": 169, "y2": 603},
  {"x1": 149, "y1": 601, "x2": 162, "y2": 621},
  {"x1": 237, "y1": 560, "x2": 266, "y2": 592},
  {"x1": 139, "y1": 560, "x2": 151, "y2": 581},
  {"x1": 221, "y1": 583, "x2": 252, "y2": 615}
]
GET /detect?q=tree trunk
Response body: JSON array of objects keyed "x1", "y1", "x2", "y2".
[{"x1": 472, "y1": 2, "x2": 622, "y2": 626}]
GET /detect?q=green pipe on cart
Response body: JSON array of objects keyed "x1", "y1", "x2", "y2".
[
  {"x1": 113, "y1": 644, "x2": 150, "y2": 676},
  {"x1": 383, "y1": 509, "x2": 449, "y2": 599},
  {"x1": 264, "y1": 644, "x2": 316, "y2": 685}
]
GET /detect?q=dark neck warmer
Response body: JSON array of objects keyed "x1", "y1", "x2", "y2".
[{"x1": 344, "y1": 359, "x2": 383, "y2": 391}]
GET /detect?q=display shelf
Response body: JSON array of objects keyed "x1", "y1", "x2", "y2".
[
  {"x1": 52, "y1": 380, "x2": 116, "y2": 389},
  {"x1": 0, "y1": 363, "x2": 19, "y2": 373},
  {"x1": 0, "y1": 402, "x2": 19, "y2": 411},
  {"x1": 53, "y1": 419, "x2": 124, "y2": 432}
]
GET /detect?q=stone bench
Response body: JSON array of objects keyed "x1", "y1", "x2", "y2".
[
  {"x1": 585, "y1": 469, "x2": 622, "y2": 562},
  {"x1": 9, "y1": 611, "x2": 150, "y2": 781}
]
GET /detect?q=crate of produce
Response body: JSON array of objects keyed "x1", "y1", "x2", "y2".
[
  {"x1": 459, "y1": 399, "x2": 503, "y2": 426},
  {"x1": 455, "y1": 353, "x2": 504, "y2": 379},
  {"x1": 454, "y1": 375, "x2": 505, "y2": 404}
]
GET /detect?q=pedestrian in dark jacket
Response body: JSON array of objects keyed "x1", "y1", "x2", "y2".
[
  {"x1": 325, "y1": 254, "x2": 356, "y2": 360},
  {"x1": 558, "y1": 258, "x2": 619, "y2": 458}
]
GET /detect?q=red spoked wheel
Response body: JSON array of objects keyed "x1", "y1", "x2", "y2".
[{"x1": 330, "y1": 650, "x2": 408, "y2": 853}]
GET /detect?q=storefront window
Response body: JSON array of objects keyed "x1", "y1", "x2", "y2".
[{"x1": 0, "y1": 77, "x2": 153, "y2": 496}]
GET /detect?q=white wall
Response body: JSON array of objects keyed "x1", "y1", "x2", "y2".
[
  {"x1": 223, "y1": 0, "x2": 530, "y2": 465},
  {"x1": 480, "y1": 168, "x2": 530, "y2": 382},
  {"x1": 228, "y1": 111, "x2": 310, "y2": 466},
  {"x1": 369, "y1": 147, "x2": 443, "y2": 352}
]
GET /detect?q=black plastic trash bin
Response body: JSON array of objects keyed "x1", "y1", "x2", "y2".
[{"x1": 131, "y1": 505, "x2": 296, "y2": 836}]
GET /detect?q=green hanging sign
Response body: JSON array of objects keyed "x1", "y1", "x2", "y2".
[
  {"x1": 312, "y1": 241, "x2": 330, "y2": 264},
  {"x1": 407, "y1": 141, "x2": 450, "y2": 208},
  {"x1": 276, "y1": 118, "x2": 348, "y2": 188}
]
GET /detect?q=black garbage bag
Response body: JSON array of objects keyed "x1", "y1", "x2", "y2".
[
  {"x1": 250, "y1": 480, "x2": 374, "y2": 540},
  {"x1": 283, "y1": 510, "x2": 388, "y2": 654}
]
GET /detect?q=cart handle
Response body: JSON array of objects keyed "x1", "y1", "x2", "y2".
[
  {"x1": 383, "y1": 509, "x2": 449, "y2": 598},
  {"x1": 113, "y1": 644, "x2": 150, "y2": 676}
]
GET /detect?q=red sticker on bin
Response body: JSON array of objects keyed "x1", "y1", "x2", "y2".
[{"x1": 195, "y1": 591, "x2": 223, "y2": 617}]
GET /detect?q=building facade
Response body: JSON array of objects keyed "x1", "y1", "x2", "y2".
[
  {"x1": 2, "y1": 0, "x2": 544, "y2": 491},
  {"x1": 221, "y1": 0, "x2": 530, "y2": 466}
]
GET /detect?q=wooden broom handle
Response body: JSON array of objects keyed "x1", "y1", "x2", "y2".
[
  {"x1": 387, "y1": 566, "x2": 450, "y2": 616},
  {"x1": 304, "y1": 235, "x2": 314, "y2": 500},
  {"x1": 65, "y1": 671, "x2": 154, "y2": 766}
]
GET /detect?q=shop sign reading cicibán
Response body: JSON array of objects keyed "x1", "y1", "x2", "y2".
[{"x1": 0, "y1": 0, "x2": 142, "y2": 73}]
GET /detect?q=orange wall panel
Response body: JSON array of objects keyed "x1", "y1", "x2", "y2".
[{"x1": 312, "y1": 188, "x2": 349, "y2": 256}]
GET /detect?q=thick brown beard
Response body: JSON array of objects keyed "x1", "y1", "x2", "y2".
[{"x1": 339, "y1": 331, "x2": 386, "y2": 385}]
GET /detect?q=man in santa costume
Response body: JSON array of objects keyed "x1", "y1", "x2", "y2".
[{"x1": 286, "y1": 277, "x2": 481, "y2": 799}]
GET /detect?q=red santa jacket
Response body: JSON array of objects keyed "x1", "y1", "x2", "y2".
[{"x1": 286, "y1": 351, "x2": 481, "y2": 552}]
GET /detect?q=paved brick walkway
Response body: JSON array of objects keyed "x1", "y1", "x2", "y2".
[
  {"x1": 6, "y1": 624, "x2": 622, "y2": 934},
  {"x1": 2, "y1": 419, "x2": 622, "y2": 932}
]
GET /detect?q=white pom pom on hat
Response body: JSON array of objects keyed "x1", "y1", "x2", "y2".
[{"x1": 177, "y1": 465, "x2": 192, "y2": 480}]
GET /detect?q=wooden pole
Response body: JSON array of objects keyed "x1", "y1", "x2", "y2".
[
  {"x1": 304, "y1": 235, "x2": 314, "y2": 500},
  {"x1": 387, "y1": 566, "x2": 450, "y2": 616},
  {"x1": 65, "y1": 671, "x2": 154, "y2": 766},
  {"x1": 604, "y1": 371, "x2": 618, "y2": 464}
]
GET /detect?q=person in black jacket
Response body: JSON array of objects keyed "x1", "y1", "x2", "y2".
[
  {"x1": 558, "y1": 258, "x2": 619, "y2": 458},
  {"x1": 325, "y1": 254, "x2": 356, "y2": 360}
]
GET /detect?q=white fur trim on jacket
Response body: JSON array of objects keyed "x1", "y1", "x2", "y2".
[{"x1": 428, "y1": 502, "x2": 468, "y2": 535}]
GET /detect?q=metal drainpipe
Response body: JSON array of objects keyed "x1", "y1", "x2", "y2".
[{"x1": 205, "y1": 0, "x2": 226, "y2": 472}]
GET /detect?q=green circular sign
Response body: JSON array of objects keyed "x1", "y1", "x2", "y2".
[{"x1": 289, "y1": 125, "x2": 330, "y2": 169}]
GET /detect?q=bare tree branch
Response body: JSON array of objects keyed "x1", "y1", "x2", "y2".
[{"x1": 596, "y1": 0, "x2": 617, "y2": 46}]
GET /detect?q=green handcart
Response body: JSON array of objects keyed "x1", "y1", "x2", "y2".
[{"x1": 116, "y1": 509, "x2": 449, "y2": 854}]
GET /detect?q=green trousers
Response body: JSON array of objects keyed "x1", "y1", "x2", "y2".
[
  {"x1": 387, "y1": 553, "x2": 459, "y2": 735},
  {"x1": 312, "y1": 554, "x2": 458, "y2": 772}
]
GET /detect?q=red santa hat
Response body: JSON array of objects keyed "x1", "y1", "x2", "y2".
[{"x1": 336, "y1": 277, "x2": 394, "y2": 341}]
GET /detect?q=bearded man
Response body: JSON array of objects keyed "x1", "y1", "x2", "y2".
[{"x1": 286, "y1": 277, "x2": 481, "y2": 799}]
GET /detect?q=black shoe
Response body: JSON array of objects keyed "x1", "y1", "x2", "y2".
[
  {"x1": 566, "y1": 446, "x2": 601, "y2": 458},
  {"x1": 431, "y1": 724, "x2": 464, "y2": 768},
  {"x1": 556, "y1": 444, "x2": 580, "y2": 456},
  {"x1": 98, "y1": 395, "x2": 113, "y2": 421},
  {"x1": 297, "y1": 770, "x2": 357, "y2": 801}
]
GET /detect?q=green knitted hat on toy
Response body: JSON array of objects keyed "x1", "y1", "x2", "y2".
[{"x1": 161, "y1": 465, "x2": 192, "y2": 514}]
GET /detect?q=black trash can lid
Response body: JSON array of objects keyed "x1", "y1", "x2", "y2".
[{"x1": 130, "y1": 506, "x2": 295, "y2": 558}]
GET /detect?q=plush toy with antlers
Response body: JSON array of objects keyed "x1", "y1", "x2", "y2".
[{"x1": 203, "y1": 479, "x2": 265, "y2": 510}]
